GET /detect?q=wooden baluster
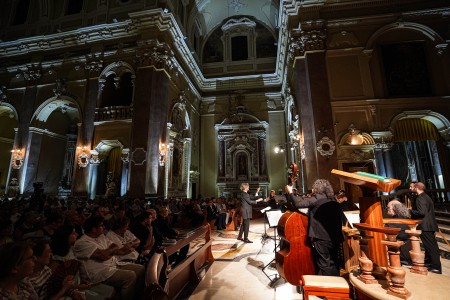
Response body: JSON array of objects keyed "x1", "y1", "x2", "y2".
[
  {"x1": 406, "y1": 225, "x2": 428, "y2": 275},
  {"x1": 357, "y1": 233, "x2": 378, "y2": 284},
  {"x1": 382, "y1": 234, "x2": 410, "y2": 299}
]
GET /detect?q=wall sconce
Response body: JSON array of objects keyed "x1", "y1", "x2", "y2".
[
  {"x1": 89, "y1": 150, "x2": 101, "y2": 165},
  {"x1": 159, "y1": 143, "x2": 166, "y2": 166},
  {"x1": 77, "y1": 146, "x2": 90, "y2": 168},
  {"x1": 11, "y1": 148, "x2": 24, "y2": 169},
  {"x1": 348, "y1": 123, "x2": 364, "y2": 145},
  {"x1": 274, "y1": 144, "x2": 285, "y2": 153}
]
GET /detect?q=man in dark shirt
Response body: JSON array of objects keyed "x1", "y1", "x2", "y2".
[
  {"x1": 153, "y1": 206, "x2": 189, "y2": 266},
  {"x1": 409, "y1": 182, "x2": 441, "y2": 274},
  {"x1": 285, "y1": 179, "x2": 343, "y2": 276}
]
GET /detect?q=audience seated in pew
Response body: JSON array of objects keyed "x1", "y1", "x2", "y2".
[
  {"x1": 50, "y1": 224, "x2": 115, "y2": 299},
  {"x1": 73, "y1": 216, "x2": 145, "y2": 300},
  {"x1": 153, "y1": 206, "x2": 189, "y2": 267}
]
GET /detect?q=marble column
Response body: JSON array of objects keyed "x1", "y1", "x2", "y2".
[
  {"x1": 16, "y1": 85, "x2": 37, "y2": 194},
  {"x1": 374, "y1": 145, "x2": 387, "y2": 177},
  {"x1": 218, "y1": 136, "x2": 225, "y2": 177},
  {"x1": 128, "y1": 66, "x2": 169, "y2": 197},
  {"x1": 383, "y1": 143, "x2": 394, "y2": 179},
  {"x1": 258, "y1": 134, "x2": 267, "y2": 176},
  {"x1": 72, "y1": 77, "x2": 99, "y2": 197},
  {"x1": 293, "y1": 52, "x2": 338, "y2": 188},
  {"x1": 21, "y1": 129, "x2": 43, "y2": 194},
  {"x1": 183, "y1": 138, "x2": 192, "y2": 197},
  {"x1": 88, "y1": 161, "x2": 100, "y2": 200}
]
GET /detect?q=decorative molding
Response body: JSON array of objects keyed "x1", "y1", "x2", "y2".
[
  {"x1": 53, "y1": 79, "x2": 67, "y2": 99},
  {"x1": 135, "y1": 40, "x2": 177, "y2": 75},
  {"x1": 131, "y1": 147, "x2": 146, "y2": 165},
  {"x1": 289, "y1": 20, "x2": 327, "y2": 58},
  {"x1": 316, "y1": 136, "x2": 336, "y2": 158},
  {"x1": 328, "y1": 30, "x2": 359, "y2": 48}
]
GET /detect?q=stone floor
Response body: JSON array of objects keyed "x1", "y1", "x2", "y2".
[{"x1": 185, "y1": 217, "x2": 450, "y2": 300}]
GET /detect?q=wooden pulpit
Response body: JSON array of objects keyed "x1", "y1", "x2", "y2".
[{"x1": 331, "y1": 169, "x2": 401, "y2": 275}]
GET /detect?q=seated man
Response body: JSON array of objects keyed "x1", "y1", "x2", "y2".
[
  {"x1": 152, "y1": 206, "x2": 189, "y2": 266},
  {"x1": 385, "y1": 199, "x2": 413, "y2": 265},
  {"x1": 73, "y1": 216, "x2": 144, "y2": 300},
  {"x1": 205, "y1": 199, "x2": 218, "y2": 227}
]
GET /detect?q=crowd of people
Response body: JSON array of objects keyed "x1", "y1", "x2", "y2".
[
  {"x1": 0, "y1": 194, "x2": 244, "y2": 300},
  {"x1": 0, "y1": 178, "x2": 444, "y2": 299}
]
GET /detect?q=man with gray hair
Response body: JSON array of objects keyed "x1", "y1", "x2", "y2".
[
  {"x1": 385, "y1": 199, "x2": 412, "y2": 265},
  {"x1": 285, "y1": 179, "x2": 343, "y2": 276}
]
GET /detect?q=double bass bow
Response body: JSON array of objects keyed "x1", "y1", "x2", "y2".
[{"x1": 275, "y1": 162, "x2": 315, "y2": 285}]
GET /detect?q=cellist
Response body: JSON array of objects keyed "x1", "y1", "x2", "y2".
[{"x1": 285, "y1": 179, "x2": 343, "y2": 276}]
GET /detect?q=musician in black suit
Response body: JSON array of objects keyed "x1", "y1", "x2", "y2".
[
  {"x1": 237, "y1": 183, "x2": 263, "y2": 243},
  {"x1": 409, "y1": 182, "x2": 442, "y2": 274},
  {"x1": 285, "y1": 179, "x2": 343, "y2": 276}
]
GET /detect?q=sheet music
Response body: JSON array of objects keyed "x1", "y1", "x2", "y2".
[
  {"x1": 298, "y1": 208, "x2": 308, "y2": 215},
  {"x1": 344, "y1": 211, "x2": 361, "y2": 228},
  {"x1": 260, "y1": 207, "x2": 271, "y2": 213},
  {"x1": 265, "y1": 210, "x2": 283, "y2": 228}
]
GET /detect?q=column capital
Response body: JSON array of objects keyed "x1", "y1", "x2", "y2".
[{"x1": 289, "y1": 20, "x2": 327, "y2": 58}]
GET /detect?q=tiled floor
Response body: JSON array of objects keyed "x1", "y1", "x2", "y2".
[
  {"x1": 188, "y1": 218, "x2": 305, "y2": 300},
  {"x1": 187, "y1": 217, "x2": 450, "y2": 300}
]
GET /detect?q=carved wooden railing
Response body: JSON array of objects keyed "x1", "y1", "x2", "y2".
[
  {"x1": 144, "y1": 224, "x2": 214, "y2": 300},
  {"x1": 94, "y1": 105, "x2": 133, "y2": 121}
]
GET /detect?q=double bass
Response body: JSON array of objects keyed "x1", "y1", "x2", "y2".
[{"x1": 275, "y1": 163, "x2": 315, "y2": 285}]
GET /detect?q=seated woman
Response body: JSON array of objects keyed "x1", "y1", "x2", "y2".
[
  {"x1": 21, "y1": 239, "x2": 74, "y2": 300},
  {"x1": 50, "y1": 225, "x2": 115, "y2": 299},
  {"x1": 0, "y1": 242, "x2": 37, "y2": 299}
]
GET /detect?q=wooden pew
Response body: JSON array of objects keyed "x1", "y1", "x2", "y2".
[{"x1": 144, "y1": 224, "x2": 215, "y2": 300}]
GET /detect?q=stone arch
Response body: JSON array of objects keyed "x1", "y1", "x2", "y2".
[
  {"x1": 91, "y1": 139, "x2": 128, "y2": 198},
  {"x1": 31, "y1": 96, "x2": 81, "y2": 128},
  {"x1": 365, "y1": 22, "x2": 445, "y2": 50},
  {"x1": 339, "y1": 132, "x2": 375, "y2": 146},
  {"x1": 0, "y1": 103, "x2": 19, "y2": 123},
  {"x1": 98, "y1": 61, "x2": 135, "y2": 108},
  {"x1": 389, "y1": 110, "x2": 450, "y2": 142},
  {"x1": 99, "y1": 61, "x2": 135, "y2": 79}
]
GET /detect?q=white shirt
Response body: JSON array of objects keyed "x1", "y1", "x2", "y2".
[
  {"x1": 73, "y1": 234, "x2": 118, "y2": 282},
  {"x1": 105, "y1": 230, "x2": 139, "y2": 262}
]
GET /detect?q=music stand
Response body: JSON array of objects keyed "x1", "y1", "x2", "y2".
[
  {"x1": 261, "y1": 209, "x2": 283, "y2": 285},
  {"x1": 260, "y1": 207, "x2": 272, "y2": 240}
]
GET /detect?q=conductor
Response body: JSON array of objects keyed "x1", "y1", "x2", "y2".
[{"x1": 237, "y1": 183, "x2": 263, "y2": 243}]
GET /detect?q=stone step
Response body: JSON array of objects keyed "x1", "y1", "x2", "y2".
[
  {"x1": 435, "y1": 210, "x2": 450, "y2": 218},
  {"x1": 437, "y1": 240, "x2": 450, "y2": 260},
  {"x1": 436, "y1": 217, "x2": 450, "y2": 227},
  {"x1": 439, "y1": 224, "x2": 450, "y2": 235}
]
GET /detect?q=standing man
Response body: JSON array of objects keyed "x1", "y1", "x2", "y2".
[
  {"x1": 237, "y1": 183, "x2": 263, "y2": 243},
  {"x1": 285, "y1": 179, "x2": 343, "y2": 276},
  {"x1": 410, "y1": 182, "x2": 442, "y2": 274}
]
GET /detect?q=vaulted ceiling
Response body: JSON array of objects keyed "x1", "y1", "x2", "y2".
[{"x1": 190, "y1": 0, "x2": 280, "y2": 37}]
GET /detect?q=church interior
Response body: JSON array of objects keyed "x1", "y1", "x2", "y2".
[{"x1": 1, "y1": 0, "x2": 450, "y2": 299}]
